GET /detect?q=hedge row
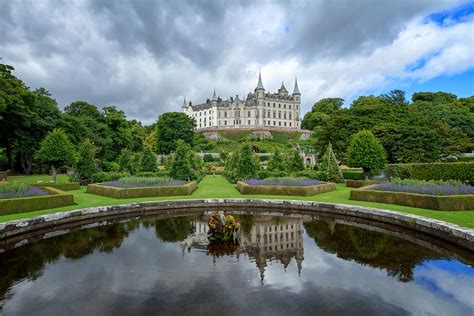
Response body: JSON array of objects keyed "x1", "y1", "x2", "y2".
[
  {"x1": 86, "y1": 181, "x2": 197, "y2": 199},
  {"x1": 38, "y1": 182, "x2": 80, "y2": 191},
  {"x1": 91, "y1": 172, "x2": 128, "y2": 183},
  {"x1": 237, "y1": 181, "x2": 336, "y2": 196},
  {"x1": 135, "y1": 171, "x2": 170, "y2": 177},
  {"x1": 346, "y1": 180, "x2": 383, "y2": 188},
  {"x1": 350, "y1": 187, "x2": 474, "y2": 211},
  {"x1": 341, "y1": 171, "x2": 364, "y2": 180},
  {"x1": 387, "y1": 162, "x2": 474, "y2": 183},
  {"x1": 0, "y1": 187, "x2": 75, "y2": 215}
]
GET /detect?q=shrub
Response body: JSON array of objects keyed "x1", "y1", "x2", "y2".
[
  {"x1": 370, "y1": 179, "x2": 474, "y2": 196},
  {"x1": 168, "y1": 140, "x2": 203, "y2": 181},
  {"x1": 347, "y1": 130, "x2": 386, "y2": 179},
  {"x1": 118, "y1": 149, "x2": 140, "y2": 174},
  {"x1": 288, "y1": 150, "x2": 305, "y2": 173},
  {"x1": 87, "y1": 181, "x2": 197, "y2": 198},
  {"x1": 387, "y1": 162, "x2": 474, "y2": 184},
  {"x1": 296, "y1": 169, "x2": 323, "y2": 179},
  {"x1": 140, "y1": 147, "x2": 157, "y2": 172},
  {"x1": 236, "y1": 144, "x2": 260, "y2": 180},
  {"x1": 319, "y1": 143, "x2": 344, "y2": 182},
  {"x1": 92, "y1": 172, "x2": 128, "y2": 183},
  {"x1": 219, "y1": 150, "x2": 228, "y2": 162},
  {"x1": 257, "y1": 169, "x2": 287, "y2": 179},
  {"x1": 101, "y1": 161, "x2": 120, "y2": 172},
  {"x1": 341, "y1": 171, "x2": 365, "y2": 180},
  {"x1": 71, "y1": 139, "x2": 99, "y2": 185},
  {"x1": 135, "y1": 170, "x2": 170, "y2": 177},
  {"x1": 203, "y1": 154, "x2": 214, "y2": 162},
  {"x1": 267, "y1": 149, "x2": 286, "y2": 172},
  {"x1": 237, "y1": 181, "x2": 336, "y2": 196}
]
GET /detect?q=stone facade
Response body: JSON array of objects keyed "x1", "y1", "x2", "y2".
[{"x1": 182, "y1": 72, "x2": 301, "y2": 130}]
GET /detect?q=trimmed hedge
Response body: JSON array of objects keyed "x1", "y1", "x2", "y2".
[
  {"x1": 346, "y1": 180, "x2": 383, "y2": 188},
  {"x1": 135, "y1": 171, "x2": 170, "y2": 177},
  {"x1": 0, "y1": 187, "x2": 75, "y2": 215},
  {"x1": 350, "y1": 187, "x2": 474, "y2": 211},
  {"x1": 342, "y1": 170, "x2": 364, "y2": 180},
  {"x1": 237, "y1": 181, "x2": 336, "y2": 196},
  {"x1": 387, "y1": 162, "x2": 474, "y2": 184},
  {"x1": 38, "y1": 182, "x2": 80, "y2": 191},
  {"x1": 92, "y1": 172, "x2": 128, "y2": 183},
  {"x1": 86, "y1": 181, "x2": 197, "y2": 199}
]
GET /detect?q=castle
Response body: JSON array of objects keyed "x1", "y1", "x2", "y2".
[{"x1": 182, "y1": 72, "x2": 301, "y2": 130}]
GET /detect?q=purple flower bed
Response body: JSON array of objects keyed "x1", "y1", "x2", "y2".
[
  {"x1": 370, "y1": 182, "x2": 474, "y2": 196},
  {"x1": 245, "y1": 179, "x2": 322, "y2": 186},
  {"x1": 0, "y1": 186, "x2": 51, "y2": 199},
  {"x1": 102, "y1": 180, "x2": 186, "y2": 188}
]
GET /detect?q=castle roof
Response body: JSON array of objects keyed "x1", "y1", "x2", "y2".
[
  {"x1": 256, "y1": 71, "x2": 264, "y2": 90},
  {"x1": 293, "y1": 77, "x2": 300, "y2": 95}
]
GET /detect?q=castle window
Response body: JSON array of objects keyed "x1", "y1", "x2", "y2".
[
  {"x1": 279, "y1": 121, "x2": 281, "y2": 126},
  {"x1": 273, "y1": 121, "x2": 276, "y2": 126},
  {"x1": 267, "y1": 110, "x2": 270, "y2": 117},
  {"x1": 278, "y1": 111, "x2": 281, "y2": 119},
  {"x1": 284, "y1": 122, "x2": 287, "y2": 126},
  {"x1": 284, "y1": 104, "x2": 286, "y2": 109},
  {"x1": 289, "y1": 105, "x2": 291, "y2": 109},
  {"x1": 235, "y1": 110, "x2": 240, "y2": 118},
  {"x1": 273, "y1": 103, "x2": 275, "y2": 107},
  {"x1": 289, "y1": 122, "x2": 291, "y2": 127},
  {"x1": 284, "y1": 112, "x2": 287, "y2": 119},
  {"x1": 273, "y1": 111, "x2": 276, "y2": 118},
  {"x1": 248, "y1": 120, "x2": 250, "y2": 125},
  {"x1": 225, "y1": 120, "x2": 227, "y2": 125},
  {"x1": 279, "y1": 104, "x2": 281, "y2": 108},
  {"x1": 224, "y1": 112, "x2": 227, "y2": 118},
  {"x1": 289, "y1": 113, "x2": 292, "y2": 120}
]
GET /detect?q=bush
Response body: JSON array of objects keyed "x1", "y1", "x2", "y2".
[
  {"x1": 267, "y1": 149, "x2": 286, "y2": 172},
  {"x1": 319, "y1": 143, "x2": 344, "y2": 182},
  {"x1": 296, "y1": 169, "x2": 324, "y2": 179},
  {"x1": 347, "y1": 130, "x2": 386, "y2": 179},
  {"x1": 92, "y1": 172, "x2": 128, "y2": 183},
  {"x1": 101, "y1": 161, "x2": 120, "y2": 172},
  {"x1": 135, "y1": 170, "x2": 170, "y2": 177},
  {"x1": 140, "y1": 148, "x2": 157, "y2": 172},
  {"x1": 203, "y1": 154, "x2": 215, "y2": 162},
  {"x1": 257, "y1": 169, "x2": 287, "y2": 179},
  {"x1": 387, "y1": 162, "x2": 474, "y2": 184},
  {"x1": 168, "y1": 140, "x2": 203, "y2": 181},
  {"x1": 288, "y1": 150, "x2": 305, "y2": 173},
  {"x1": 71, "y1": 139, "x2": 99, "y2": 185},
  {"x1": 118, "y1": 149, "x2": 140, "y2": 174},
  {"x1": 342, "y1": 171, "x2": 365, "y2": 180}
]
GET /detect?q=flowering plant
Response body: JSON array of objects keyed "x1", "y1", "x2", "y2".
[
  {"x1": 370, "y1": 179, "x2": 474, "y2": 196},
  {"x1": 246, "y1": 177, "x2": 322, "y2": 186}
]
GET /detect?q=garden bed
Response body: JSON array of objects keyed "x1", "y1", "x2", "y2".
[
  {"x1": 237, "y1": 178, "x2": 336, "y2": 196},
  {"x1": 0, "y1": 187, "x2": 75, "y2": 215},
  {"x1": 87, "y1": 181, "x2": 197, "y2": 198},
  {"x1": 350, "y1": 182, "x2": 474, "y2": 211},
  {"x1": 346, "y1": 180, "x2": 384, "y2": 188},
  {"x1": 37, "y1": 182, "x2": 80, "y2": 191}
]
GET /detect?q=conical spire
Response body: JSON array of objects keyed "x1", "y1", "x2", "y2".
[
  {"x1": 256, "y1": 71, "x2": 264, "y2": 90},
  {"x1": 181, "y1": 97, "x2": 187, "y2": 108},
  {"x1": 212, "y1": 88, "x2": 217, "y2": 101},
  {"x1": 292, "y1": 76, "x2": 300, "y2": 95}
]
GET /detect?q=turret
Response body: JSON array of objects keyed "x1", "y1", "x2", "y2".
[
  {"x1": 278, "y1": 82, "x2": 289, "y2": 96},
  {"x1": 181, "y1": 97, "x2": 187, "y2": 109},
  {"x1": 255, "y1": 71, "x2": 265, "y2": 92},
  {"x1": 292, "y1": 77, "x2": 300, "y2": 102},
  {"x1": 254, "y1": 72, "x2": 265, "y2": 126}
]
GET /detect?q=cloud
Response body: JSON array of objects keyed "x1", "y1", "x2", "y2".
[{"x1": 0, "y1": 0, "x2": 472, "y2": 124}]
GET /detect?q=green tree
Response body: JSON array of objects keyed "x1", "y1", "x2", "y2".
[
  {"x1": 35, "y1": 129, "x2": 77, "y2": 183},
  {"x1": 347, "y1": 130, "x2": 386, "y2": 179},
  {"x1": 168, "y1": 140, "x2": 202, "y2": 181},
  {"x1": 156, "y1": 112, "x2": 196, "y2": 154},
  {"x1": 140, "y1": 147, "x2": 157, "y2": 172},
  {"x1": 288, "y1": 150, "x2": 305, "y2": 174},
  {"x1": 318, "y1": 143, "x2": 344, "y2": 182},
  {"x1": 72, "y1": 139, "x2": 99, "y2": 184},
  {"x1": 267, "y1": 148, "x2": 286, "y2": 172},
  {"x1": 117, "y1": 148, "x2": 139, "y2": 174},
  {"x1": 236, "y1": 144, "x2": 259, "y2": 180}
]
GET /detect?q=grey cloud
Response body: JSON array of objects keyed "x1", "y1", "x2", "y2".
[{"x1": 0, "y1": 0, "x2": 461, "y2": 124}]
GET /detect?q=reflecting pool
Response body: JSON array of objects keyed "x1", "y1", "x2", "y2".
[{"x1": 1, "y1": 211, "x2": 473, "y2": 315}]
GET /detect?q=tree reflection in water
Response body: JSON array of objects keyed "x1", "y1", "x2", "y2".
[{"x1": 304, "y1": 220, "x2": 443, "y2": 282}]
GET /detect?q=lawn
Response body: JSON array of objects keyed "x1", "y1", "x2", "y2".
[
  {"x1": 7, "y1": 174, "x2": 69, "y2": 184},
  {"x1": 0, "y1": 175, "x2": 472, "y2": 228}
]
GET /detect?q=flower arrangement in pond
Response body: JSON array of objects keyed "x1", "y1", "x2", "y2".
[
  {"x1": 370, "y1": 179, "x2": 474, "y2": 196},
  {"x1": 207, "y1": 211, "x2": 240, "y2": 243},
  {"x1": 102, "y1": 176, "x2": 186, "y2": 188},
  {"x1": 0, "y1": 181, "x2": 50, "y2": 199},
  {"x1": 246, "y1": 177, "x2": 322, "y2": 186}
]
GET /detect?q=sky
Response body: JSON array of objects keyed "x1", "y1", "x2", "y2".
[{"x1": 0, "y1": 0, "x2": 473, "y2": 125}]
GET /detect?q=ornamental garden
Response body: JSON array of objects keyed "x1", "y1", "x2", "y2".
[{"x1": 0, "y1": 62, "x2": 473, "y2": 225}]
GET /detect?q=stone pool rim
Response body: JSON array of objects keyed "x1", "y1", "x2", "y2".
[{"x1": 0, "y1": 199, "x2": 473, "y2": 251}]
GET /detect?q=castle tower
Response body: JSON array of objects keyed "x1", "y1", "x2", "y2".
[
  {"x1": 292, "y1": 77, "x2": 301, "y2": 102},
  {"x1": 181, "y1": 97, "x2": 187, "y2": 109},
  {"x1": 292, "y1": 77, "x2": 301, "y2": 128},
  {"x1": 255, "y1": 71, "x2": 265, "y2": 126}
]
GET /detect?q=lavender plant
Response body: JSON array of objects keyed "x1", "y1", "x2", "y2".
[
  {"x1": 0, "y1": 182, "x2": 50, "y2": 199},
  {"x1": 246, "y1": 177, "x2": 322, "y2": 186},
  {"x1": 102, "y1": 176, "x2": 185, "y2": 188},
  {"x1": 370, "y1": 179, "x2": 474, "y2": 196}
]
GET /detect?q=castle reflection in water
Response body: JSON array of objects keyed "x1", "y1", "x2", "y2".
[{"x1": 191, "y1": 215, "x2": 304, "y2": 283}]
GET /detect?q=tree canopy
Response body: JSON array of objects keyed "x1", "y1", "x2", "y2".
[{"x1": 156, "y1": 112, "x2": 196, "y2": 154}]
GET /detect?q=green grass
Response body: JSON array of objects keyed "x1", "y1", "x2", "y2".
[
  {"x1": 0, "y1": 175, "x2": 472, "y2": 228},
  {"x1": 218, "y1": 131, "x2": 251, "y2": 141},
  {"x1": 270, "y1": 131, "x2": 301, "y2": 144},
  {"x1": 7, "y1": 174, "x2": 69, "y2": 184}
]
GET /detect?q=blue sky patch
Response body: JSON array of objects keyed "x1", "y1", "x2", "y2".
[{"x1": 426, "y1": 2, "x2": 474, "y2": 26}]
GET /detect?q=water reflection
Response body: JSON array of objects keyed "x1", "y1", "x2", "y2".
[{"x1": 0, "y1": 211, "x2": 472, "y2": 315}]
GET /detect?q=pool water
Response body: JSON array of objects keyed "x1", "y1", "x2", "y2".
[{"x1": 0, "y1": 211, "x2": 473, "y2": 315}]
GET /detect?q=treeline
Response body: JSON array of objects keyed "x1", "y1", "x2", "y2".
[
  {"x1": 302, "y1": 91, "x2": 474, "y2": 163},
  {"x1": 0, "y1": 63, "x2": 158, "y2": 174}
]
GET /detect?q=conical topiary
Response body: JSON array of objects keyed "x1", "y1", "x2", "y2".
[{"x1": 319, "y1": 143, "x2": 344, "y2": 182}]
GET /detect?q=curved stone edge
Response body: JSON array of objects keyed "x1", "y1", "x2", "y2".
[{"x1": 0, "y1": 199, "x2": 473, "y2": 250}]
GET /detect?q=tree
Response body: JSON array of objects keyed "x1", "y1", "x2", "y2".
[
  {"x1": 117, "y1": 149, "x2": 139, "y2": 174},
  {"x1": 140, "y1": 147, "x2": 157, "y2": 172},
  {"x1": 35, "y1": 129, "x2": 77, "y2": 183},
  {"x1": 347, "y1": 130, "x2": 386, "y2": 179},
  {"x1": 236, "y1": 144, "x2": 259, "y2": 180},
  {"x1": 381, "y1": 90, "x2": 408, "y2": 108},
  {"x1": 72, "y1": 139, "x2": 99, "y2": 184},
  {"x1": 288, "y1": 150, "x2": 305, "y2": 174},
  {"x1": 168, "y1": 140, "x2": 202, "y2": 181},
  {"x1": 267, "y1": 148, "x2": 286, "y2": 172},
  {"x1": 156, "y1": 112, "x2": 196, "y2": 154},
  {"x1": 318, "y1": 143, "x2": 344, "y2": 182}
]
